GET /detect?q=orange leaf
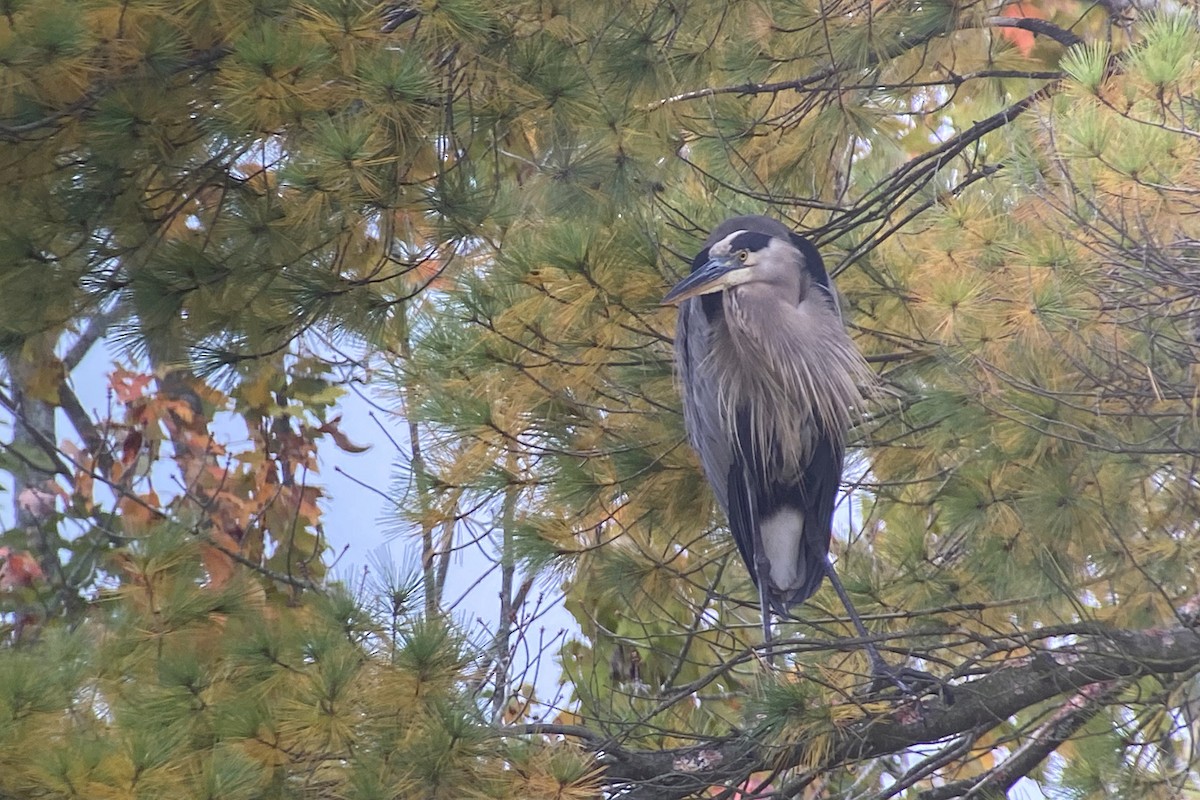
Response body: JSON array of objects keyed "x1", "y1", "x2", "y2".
[
  {"x1": 406, "y1": 253, "x2": 448, "y2": 289},
  {"x1": 708, "y1": 773, "x2": 773, "y2": 799},
  {"x1": 502, "y1": 682, "x2": 537, "y2": 724},
  {"x1": 0, "y1": 548, "x2": 44, "y2": 590},
  {"x1": 998, "y1": 2, "x2": 1045, "y2": 56},
  {"x1": 110, "y1": 369, "x2": 153, "y2": 404},
  {"x1": 121, "y1": 430, "x2": 144, "y2": 467},
  {"x1": 236, "y1": 162, "x2": 275, "y2": 194},
  {"x1": 201, "y1": 529, "x2": 241, "y2": 589},
  {"x1": 118, "y1": 491, "x2": 162, "y2": 533}
]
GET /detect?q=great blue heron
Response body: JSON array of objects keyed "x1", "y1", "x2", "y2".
[{"x1": 663, "y1": 215, "x2": 916, "y2": 688}]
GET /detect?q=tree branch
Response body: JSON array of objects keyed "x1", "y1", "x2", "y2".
[
  {"x1": 56, "y1": 381, "x2": 112, "y2": 473},
  {"x1": 919, "y1": 680, "x2": 1122, "y2": 799},
  {"x1": 827, "y1": 87, "x2": 1052, "y2": 248},
  {"x1": 982, "y1": 16, "x2": 1086, "y2": 48},
  {"x1": 645, "y1": 18, "x2": 955, "y2": 110},
  {"x1": 589, "y1": 623, "x2": 1200, "y2": 799},
  {"x1": 0, "y1": 47, "x2": 231, "y2": 141},
  {"x1": 62, "y1": 307, "x2": 122, "y2": 370}
]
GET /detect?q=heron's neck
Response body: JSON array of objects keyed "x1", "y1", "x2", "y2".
[{"x1": 716, "y1": 285, "x2": 870, "y2": 449}]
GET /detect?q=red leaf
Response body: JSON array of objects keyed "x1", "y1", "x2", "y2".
[
  {"x1": 121, "y1": 430, "x2": 144, "y2": 467},
  {"x1": 998, "y1": 2, "x2": 1045, "y2": 56},
  {"x1": 111, "y1": 370, "x2": 154, "y2": 404},
  {"x1": 0, "y1": 548, "x2": 44, "y2": 590}
]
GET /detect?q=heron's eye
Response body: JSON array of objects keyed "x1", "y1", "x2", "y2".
[{"x1": 736, "y1": 250, "x2": 748, "y2": 262}]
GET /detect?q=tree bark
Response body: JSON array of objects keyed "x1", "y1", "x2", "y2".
[
  {"x1": 5, "y1": 333, "x2": 72, "y2": 615},
  {"x1": 586, "y1": 623, "x2": 1200, "y2": 799}
]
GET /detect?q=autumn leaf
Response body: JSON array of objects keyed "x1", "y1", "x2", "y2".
[
  {"x1": 201, "y1": 528, "x2": 242, "y2": 590},
  {"x1": 319, "y1": 416, "x2": 370, "y2": 453},
  {"x1": 121, "y1": 429, "x2": 144, "y2": 468},
  {"x1": 111, "y1": 369, "x2": 153, "y2": 404},
  {"x1": 118, "y1": 491, "x2": 162, "y2": 534},
  {"x1": 997, "y1": 2, "x2": 1045, "y2": 56},
  {"x1": 502, "y1": 682, "x2": 537, "y2": 724},
  {"x1": 238, "y1": 364, "x2": 282, "y2": 412},
  {"x1": 708, "y1": 773, "x2": 773, "y2": 799},
  {"x1": 0, "y1": 548, "x2": 43, "y2": 590},
  {"x1": 20, "y1": 356, "x2": 65, "y2": 405}
]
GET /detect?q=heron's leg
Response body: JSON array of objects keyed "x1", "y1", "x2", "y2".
[
  {"x1": 758, "y1": 570, "x2": 774, "y2": 664},
  {"x1": 822, "y1": 562, "x2": 886, "y2": 668},
  {"x1": 740, "y1": 467, "x2": 776, "y2": 665},
  {"x1": 751, "y1": 522, "x2": 777, "y2": 664},
  {"x1": 823, "y1": 560, "x2": 939, "y2": 696}
]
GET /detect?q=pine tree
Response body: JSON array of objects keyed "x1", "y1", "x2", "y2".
[{"x1": 6, "y1": 0, "x2": 1200, "y2": 797}]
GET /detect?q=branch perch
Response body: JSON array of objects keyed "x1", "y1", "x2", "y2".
[{"x1": 582, "y1": 623, "x2": 1200, "y2": 799}]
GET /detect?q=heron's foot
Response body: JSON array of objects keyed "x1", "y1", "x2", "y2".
[{"x1": 866, "y1": 660, "x2": 951, "y2": 704}]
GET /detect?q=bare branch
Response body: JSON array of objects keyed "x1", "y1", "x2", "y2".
[
  {"x1": 591, "y1": 623, "x2": 1200, "y2": 799},
  {"x1": 62, "y1": 307, "x2": 123, "y2": 370},
  {"x1": 56, "y1": 381, "x2": 112, "y2": 472},
  {"x1": 982, "y1": 16, "x2": 1086, "y2": 48}
]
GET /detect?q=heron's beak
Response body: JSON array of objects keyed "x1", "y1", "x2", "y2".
[{"x1": 661, "y1": 258, "x2": 750, "y2": 305}]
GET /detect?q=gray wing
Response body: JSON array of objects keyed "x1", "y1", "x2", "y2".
[{"x1": 677, "y1": 296, "x2": 732, "y2": 515}]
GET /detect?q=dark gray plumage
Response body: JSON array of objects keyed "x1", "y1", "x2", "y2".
[
  {"x1": 666, "y1": 215, "x2": 871, "y2": 609},
  {"x1": 664, "y1": 215, "x2": 892, "y2": 669}
]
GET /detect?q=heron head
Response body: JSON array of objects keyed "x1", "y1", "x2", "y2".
[{"x1": 662, "y1": 230, "x2": 782, "y2": 305}]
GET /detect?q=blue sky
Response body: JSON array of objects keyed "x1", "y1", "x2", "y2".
[{"x1": 1, "y1": 336, "x2": 576, "y2": 714}]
